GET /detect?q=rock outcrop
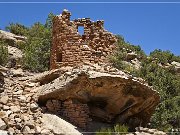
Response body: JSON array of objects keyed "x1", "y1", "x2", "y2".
[
  {"x1": 0, "y1": 30, "x2": 26, "y2": 47},
  {"x1": 171, "y1": 61, "x2": 180, "y2": 74},
  {"x1": 41, "y1": 113, "x2": 82, "y2": 135},
  {"x1": 0, "y1": 30, "x2": 25, "y2": 68},
  {"x1": 34, "y1": 64, "x2": 160, "y2": 131}
]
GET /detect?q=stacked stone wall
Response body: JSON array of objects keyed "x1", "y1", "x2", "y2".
[
  {"x1": 50, "y1": 9, "x2": 117, "y2": 69},
  {"x1": 46, "y1": 99, "x2": 91, "y2": 129}
]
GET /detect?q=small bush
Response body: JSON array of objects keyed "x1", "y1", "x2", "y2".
[
  {"x1": 6, "y1": 23, "x2": 29, "y2": 36},
  {"x1": 114, "y1": 124, "x2": 129, "y2": 134},
  {"x1": 96, "y1": 124, "x2": 128, "y2": 135},
  {"x1": 0, "y1": 40, "x2": 8, "y2": 66},
  {"x1": 149, "y1": 49, "x2": 175, "y2": 64},
  {"x1": 110, "y1": 35, "x2": 146, "y2": 73}
]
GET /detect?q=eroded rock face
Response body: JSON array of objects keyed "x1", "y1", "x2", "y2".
[
  {"x1": 0, "y1": 30, "x2": 26, "y2": 68},
  {"x1": 0, "y1": 30, "x2": 26, "y2": 47},
  {"x1": 35, "y1": 65, "x2": 160, "y2": 131}
]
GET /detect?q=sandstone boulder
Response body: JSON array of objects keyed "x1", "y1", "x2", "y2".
[
  {"x1": 0, "y1": 130, "x2": 8, "y2": 135},
  {"x1": 41, "y1": 113, "x2": 82, "y2": 135},
  {"x1": 0, "y1": 118, "x2": 7, "y2": 130},
  {"x1": 7, "y1": 46, "x2": 23, "y2": 68},
  {"x1": 35, "y1": 65, "x2": 160, "y2": 130},
  {"x1": 0, "y1": 96, "x2": 9, "y2": 104}
]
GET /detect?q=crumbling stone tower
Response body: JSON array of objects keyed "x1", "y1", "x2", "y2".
[{"x1": 50, "y1": 9, "x2": 117, "y2": 69}]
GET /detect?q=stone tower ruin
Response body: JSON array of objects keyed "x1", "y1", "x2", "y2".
[{"x1": 50, "y1": 9, "x2": 117, "y2": 69}]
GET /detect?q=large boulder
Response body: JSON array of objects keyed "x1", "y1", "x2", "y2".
[
  {"x1": 41, "y1": 114, "x2": 82, "y2": 135},
  {"x1": 34, "y1": 65, "x2": 160, "y2": 130}
]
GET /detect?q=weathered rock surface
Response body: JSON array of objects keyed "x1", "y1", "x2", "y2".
[
  {"x1": 172, "y1": 61, "x2": 180, "y2": 73},
  {"x1": 7, "y1": 46, "x2": 23, "y2": 68},
  {"x1": 126, "y1": 127, "x2": 167, "y2": 135},
  {"x1": 42, "y1": 113, "x2": 82, "y2": 135},
  {"x1": 0, "y1": 130, "x2": 8, "y2": 135},
  {"x1": 126, "y1": 52, "x2": 137, "y2": 61},
  {"x1": 0, "y1": 118, "x2": 7, "y2": 130},
  {"x1": 35, "y1": 65, "x2": 160, "y2": 130},
  {"x1": 0, "y1": 30, "x2": 26, "y2": 68},
  {"x1": 0, "y1": 30, "x2": 26, "y2": 47}
]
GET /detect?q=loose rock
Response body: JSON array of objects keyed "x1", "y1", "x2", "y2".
[{"x1": 0, "y1": 118, "x2": 7, "y2": 130}]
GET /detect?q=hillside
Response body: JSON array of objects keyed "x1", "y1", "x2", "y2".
[{"x1": 0, "y1": 9, "x2": 179, "y2": 134}]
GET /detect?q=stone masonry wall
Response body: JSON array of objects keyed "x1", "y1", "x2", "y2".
[
  {"x1": 46, "y1": 99, "x2": 91, "y2": 129},
  {"x1": 50, "y1": 9, "x2": 117, "y2": 69}
]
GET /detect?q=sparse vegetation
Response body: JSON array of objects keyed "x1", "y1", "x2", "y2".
[
  {"x1": 138, "y1": 58, "x2": 180, "y2": 131},
  {"x1": 5, "y1": 13, "x2": 55, "y2": 72},
  {"x1": 110, "y1": 35, "x2": 180, "y2": 131},
  {"x1": 0, "y1": 40, "x2": 8, "y2": 66},
  {"x1": 110, "y1": 35, "x2": 145, "y2": 72},
  {"x1": 96, "y1": 124, "x2": 128, "y2": 135},
  {"x1": 6, "y1": 23, "x2": 29, "y2": 36}
]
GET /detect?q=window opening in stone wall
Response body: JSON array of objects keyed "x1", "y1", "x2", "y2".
[
  {"x1": 78, "y1": 26, "x2": 84, "y2": 35},
  {"x1": 56, "y1": 52, "x2": 62, "y2": 62}
]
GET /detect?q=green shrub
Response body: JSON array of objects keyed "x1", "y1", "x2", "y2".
[
  {"x1": 172, "y1": 55, "x2": 180, "y2": 63},
  {"x1": 22, "y1": 22, "x2": 51, "y2": 72},
  {"x1": 149, "y1": 49, "x2": 175, "y2": 64},
  {"x1": 110, "y1": 36, "x2": 180, "y2": 131},
  {"x1": 110, "y1": 35, "x2": 146, "y2": 72},
  {"x1": 138, "y1": 57, "x2": 180, "y2": 131},
  {"x1": 21, "y1": 13, "x2": 54, "y2": 72},
  {"x1": 114, "y1": 124, "x2": 129, "y2": 134},
  {"x1": 6, "y1": 23, "x2": 29, "y2": 36},
  {"x1": 5, "y1": 13, "x2": 54, "y2": 72},
  {"x1": 0, "y1": 40, "x2": 8, "y2": 66},
  {"x1": 96, "y1": 128, "x2": 113, "y2": 135},
  {"x1": 96, "y1": 124, "x2": 128, "y2": 135}
]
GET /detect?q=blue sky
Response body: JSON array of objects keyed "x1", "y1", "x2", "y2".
[{"x1": 0, "y1": 0, "x2": 180, "y2": 55}]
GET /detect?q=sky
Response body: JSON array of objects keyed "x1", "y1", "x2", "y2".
[{"x1": 0, "y1": 0, "x2": 180, "y2": 55}]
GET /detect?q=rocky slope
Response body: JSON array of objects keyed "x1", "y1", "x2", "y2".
[
  {"x1": 0, "y1": 30, "x2": 166, "y2": 134},
  {"x1": 0, "y1": 64, "x2": 165, "y2": 135}
]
